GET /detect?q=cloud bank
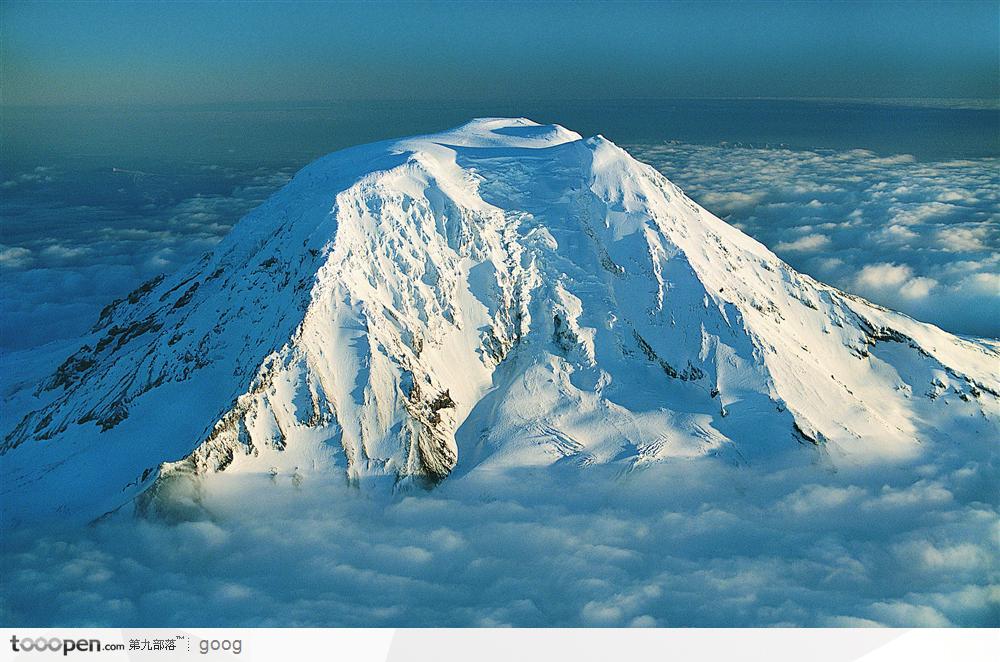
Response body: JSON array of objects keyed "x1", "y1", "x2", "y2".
[
  {"x1": 630, "y1": 143, "x2": 1000, "y2": 338},
  {"x1": 1, "y1": 441, "x2": 996, "y2": 627}
]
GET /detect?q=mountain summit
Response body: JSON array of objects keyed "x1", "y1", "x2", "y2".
[{"x1": 3, "y1": 118, "x2": 997, "y2": 525}]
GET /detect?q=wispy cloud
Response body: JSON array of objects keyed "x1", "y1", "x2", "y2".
[{"x1": 774, "y1": 233, "x2": 831, "y2": 252}]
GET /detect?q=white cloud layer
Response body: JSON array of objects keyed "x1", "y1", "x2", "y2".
[{"x1": 1, "y1": 441, "x2": 996, "y2": 627}]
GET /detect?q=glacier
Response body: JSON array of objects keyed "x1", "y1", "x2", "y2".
[{"x1": 1, "y1": 117, "x2": 997, "y2": 530}]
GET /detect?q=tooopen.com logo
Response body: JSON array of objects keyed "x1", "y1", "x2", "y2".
[{"x1": 10, "y1": 635, "x2": 125, "y2": 655}]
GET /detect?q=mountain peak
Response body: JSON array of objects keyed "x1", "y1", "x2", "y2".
[
  {"x1": 421, "y1": 117, "x2": 584, "y2": 148},
  {"x1": 3, "y1": 119, "x2": 997, "y2": 526}
]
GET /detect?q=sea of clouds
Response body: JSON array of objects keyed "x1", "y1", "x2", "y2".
[
  {"x1": 1, "y1": 439, "x2": 996, "y2": 626},
  {"x1": 0, "y1": 142, "x2": 997, "y2": 627}
]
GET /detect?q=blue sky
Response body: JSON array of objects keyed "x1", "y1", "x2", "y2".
[{"x1": 2, "y1": 1, "x2": 998, "y2": 105}]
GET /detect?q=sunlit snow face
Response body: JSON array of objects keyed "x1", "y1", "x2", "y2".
[{"x1": 629, "y1": 143, "x2": 999, "y2": 338}]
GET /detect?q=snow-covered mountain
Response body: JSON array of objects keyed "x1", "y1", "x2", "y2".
[{"x1": 3, "y1": 118, "x2": 997, "y2": 526}]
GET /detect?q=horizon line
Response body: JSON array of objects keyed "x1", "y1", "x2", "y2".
[{"x1": 2, "y1": 96, "x2": 998, "y2": 112}]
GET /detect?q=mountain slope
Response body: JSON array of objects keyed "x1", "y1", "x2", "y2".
[{"x1": 3, "y1": 118, "x2": 997, "y2": 526}]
